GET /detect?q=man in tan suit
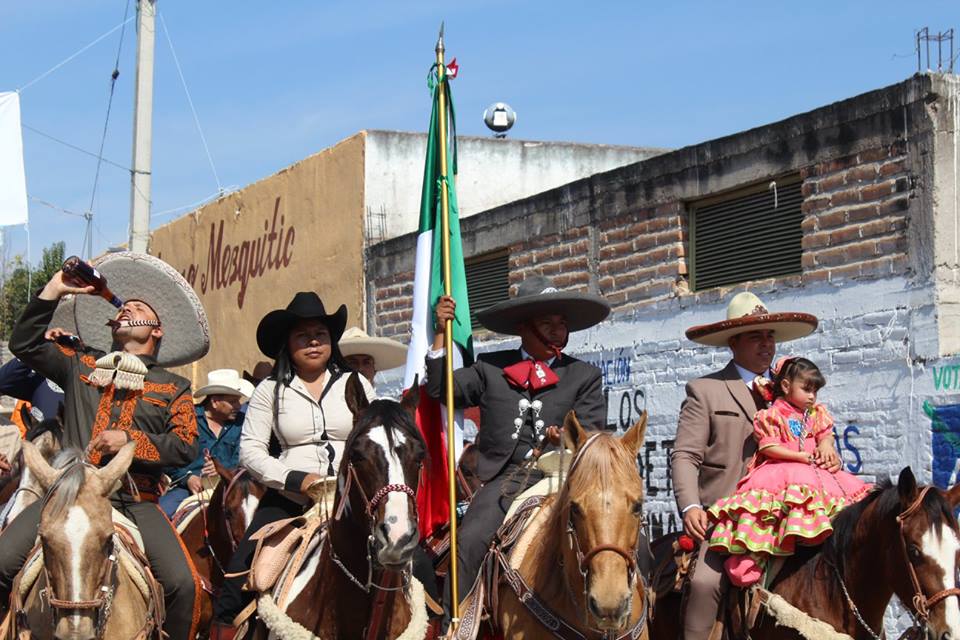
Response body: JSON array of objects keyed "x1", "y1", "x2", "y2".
[{"x1": 672, "y1": 292, "x2": 819, "y2": 639}]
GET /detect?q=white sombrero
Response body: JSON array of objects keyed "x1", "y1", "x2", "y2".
[
  {"x1": 193, "y1": 369, "x2": 256, "y2": 404},
  {"x1": 338, "y1": 327, "x2": 408, "y2": 371},
  {"x1": 685, "y1": 292, "x2": 818, "y2": 347},
  {"x1": 50, "y1": 252, "x2": 209, "y2": 367}
]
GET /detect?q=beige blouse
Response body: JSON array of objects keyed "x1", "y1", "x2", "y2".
[{"x1": 239, "y1": 371, "x2": 375, "y2": 496}]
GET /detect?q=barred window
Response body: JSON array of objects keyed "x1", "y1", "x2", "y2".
[
  {"x1": 465, "y1": 250, "x2": 509, "y2": 330},
  {"x1": 689, "y1": 176, "x2": 803, "y2": 291}
]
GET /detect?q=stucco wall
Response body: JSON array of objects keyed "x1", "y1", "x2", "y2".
[{"x1": 149, "y1": 134, "x2": 366, "y2": 383}]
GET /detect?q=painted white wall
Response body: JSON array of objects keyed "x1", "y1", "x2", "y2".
[{"x1": 363, "y1": 130, "x2": 664, "y2": 241}]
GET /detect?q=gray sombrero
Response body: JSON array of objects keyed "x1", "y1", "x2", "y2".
[
  {"x1": 476, "y1": 275, "x2": 611, "y2": 335},
  {"x1": 50, "y1": 252, "x2": 209, "y2": 367},
  {"x1": 685, "y1": 292, "x2": 818, "y2": 347}
]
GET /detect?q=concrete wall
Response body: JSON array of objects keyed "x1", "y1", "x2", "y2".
[
  {"x1": 150, "y1": 133, "x2": 367, "y2": 383},
  {"x1": 363, "y1": 130, "x2": 665, "y2": 242},
  {"x1": 368, "y1": 73, "x2": 960, "y2": 635}
]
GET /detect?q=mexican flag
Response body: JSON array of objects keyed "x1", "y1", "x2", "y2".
[{"x1": 403, "y1": 65, "x2": 474, "y2": 538}]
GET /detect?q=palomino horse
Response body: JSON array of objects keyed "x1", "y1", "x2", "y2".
[
  {"x1": 649, "y1": 468, "x2": 960, "y2": 640},
  {"x1": 478, "y1": 410, "x2": 649, "y2": 640},
  {"x1": 251, "y1": 372, "x2": 427, "y2": 639},
  {"x1": 176, "y1": 460, "x2": 267, "y2": 594},
  {"x1": 16, "y1": 441, "x2": 161, "y2": 640}
]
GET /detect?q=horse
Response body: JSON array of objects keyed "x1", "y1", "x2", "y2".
[
  {"x1": 15, "y1": 440, "x2": 160, "y2": 640},
  {"x1": 475, "y1": 410, "x2": 649, "y2": 640},
  {"x1": 175, "y1": 460, "x2": 267, "y2": 595},
  {"x1": 250, "y1": 372, "x2": 428, "y2": 639},
  {"x1": 648, "y1": 468, "x2": 960, "y2": 640},
  {"x1": 0, "y1": 417, "x2": 63, "y2": 529}
]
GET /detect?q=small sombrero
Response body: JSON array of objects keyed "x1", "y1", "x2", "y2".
[
  {"x1": 50, "y1": 252, "x2": 209, "y2": 367},
  {"x1": 476, "y1": 275, "x2": 611, "y2": 336},
  {"x1": 339, "y1": 327, "x2": 408, "y2": 371},
  {"x1": 685, "y1": 292, "x2": 818, "y2": 347}
]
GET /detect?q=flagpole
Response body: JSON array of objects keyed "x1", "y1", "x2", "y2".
[{"x1": 435, "y1": 22, "x2": 461, "y2": 628}]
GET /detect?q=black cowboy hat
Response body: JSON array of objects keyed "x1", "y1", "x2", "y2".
[
  {"x1": 256, "y1": 292, "x2": 348, "y2": 359},
  {"x1": 476, "y1": 275, "x2": 611, "y2": 336}
]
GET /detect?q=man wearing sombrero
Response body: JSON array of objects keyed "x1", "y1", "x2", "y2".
[
  {"x1": 339, "y1": 326, "x2": 408, "y2": 386},
  {"x1": 1, "y1": 252, "x2": 209, "y2": 640},
  {"x1": 159, "y1": 369, "x2": 255, "y2": 518},
  {"x1": 427, "y1": 274, "x2": 609, "y2": 615},
  {"x1": 673, "y1": 291, "x2": 818, "y2": 639}
]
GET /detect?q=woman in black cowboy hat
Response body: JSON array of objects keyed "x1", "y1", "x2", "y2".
[{"x1": 212, "y1": 292, "x2": 375, "y2": 639}]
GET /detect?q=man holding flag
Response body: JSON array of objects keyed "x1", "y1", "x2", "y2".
[{"x1": 427, "y1": 276, "x2": 611, "y2": 617}]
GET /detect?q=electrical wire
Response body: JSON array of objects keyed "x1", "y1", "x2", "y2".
[
  {"x1": 88, "y1": 0, "x2": 133, "y2": 216},
  {"x1": 158, "y1": 11, "x2": 223, "y2": 194},
  {"x1": 20, "y1": 125, "x2": 131, "y2": 172},
  {"x1": 17, "y1": 16, "x2": 137, "y2": 93}
]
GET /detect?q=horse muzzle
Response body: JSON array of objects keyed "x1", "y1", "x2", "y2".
[
  {"x1": 373, "y1": 522, "x2": 419, "y2": 570},
  {"x1": 587, "y1": 593, "x2": 632, "y2": 631}
]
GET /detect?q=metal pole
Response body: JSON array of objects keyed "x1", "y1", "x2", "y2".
[
  {"x1": 129, "y1": 0, "x2": 156, "y2": 253},
  {"x1": 435, "y1": 22, "x2": 461, "y2": 629}
]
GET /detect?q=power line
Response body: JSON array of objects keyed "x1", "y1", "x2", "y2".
[
  {"x1": 158, "y1": 12, "x2": 223, "y2": 194},
  {"x1": 21, "y1": 124, "x2": 130, "y2": 172},
  {"x1": 17, "y1": 16, "x2": 137, "y2": 92},
  {"x1": 27, "y1": 195, "x2": 88, "y2": 218}
]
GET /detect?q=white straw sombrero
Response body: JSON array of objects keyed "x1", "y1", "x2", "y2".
[
  {"x1": 338, "y1": 327, "x2": 408, "y2": 371},
  {"x1": 50, "y1": 252, "x2": 209, "y2": 367},
  {"x1": 685, "y1": 292, "x2": 818, "y2": 347}
]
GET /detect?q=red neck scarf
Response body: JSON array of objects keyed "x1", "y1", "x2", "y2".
[{"x1": 504, "y1": 356, "x2": 559, "y2": 391}]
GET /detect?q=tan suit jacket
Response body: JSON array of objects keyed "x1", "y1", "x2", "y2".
[{"x1": 672, "y1": 360, "x2": 762, "y2": 513}]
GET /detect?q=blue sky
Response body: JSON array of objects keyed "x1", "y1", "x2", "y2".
[{"x1": 0, "y1": 0, "x2": 956, "y2": 264}]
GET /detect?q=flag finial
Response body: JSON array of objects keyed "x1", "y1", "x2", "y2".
[{"x1": 436, "y1": 21, "x2": 445, "y2": 54}]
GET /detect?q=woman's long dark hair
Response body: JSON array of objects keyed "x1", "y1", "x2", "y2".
[
  {"x1": 772, "y1": 356, "x2": 827, "y2": 400},
  {"x1": 269, "y1": 323, "x2": 350, "y2": 430}
]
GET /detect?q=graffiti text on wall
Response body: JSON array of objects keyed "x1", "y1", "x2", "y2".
[{"x1": 933, "y1": 364, "x2": 960, "y2": 391}]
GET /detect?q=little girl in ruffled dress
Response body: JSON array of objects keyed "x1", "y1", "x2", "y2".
[{"x1": 707, "y1": 356, "x2": 871, "y2": 587}]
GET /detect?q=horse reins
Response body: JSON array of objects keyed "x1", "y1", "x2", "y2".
[
  {"x1": 830, "y1": 485, "x2": 960, "y2": 639},
  {"x1": 40, "y1": 541, "x2": 119, "y2": 639}
]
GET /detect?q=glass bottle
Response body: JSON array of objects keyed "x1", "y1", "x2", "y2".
[{"x1": 61, "y1": 256, "x2": 123, "y2": 308}]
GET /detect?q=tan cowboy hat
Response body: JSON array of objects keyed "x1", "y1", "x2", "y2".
[
  {"x1": 338, "y1": 327, "x2": 408, "y2": 371},
  {"x1": 476, "y1": 275, "x2": 611, "y2": 336},
  {"x1": 193, "y1": 369, "x2": 256, "y2": 404},
  {"x1": 685, "y1": 292, "x2": 818, "y2": 347},
  {"x1": 50, "y1": 252, "x2": 209, "y2": 367}
]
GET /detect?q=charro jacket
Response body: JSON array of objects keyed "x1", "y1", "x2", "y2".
[
  {"x1": 10, "y1": 296, "x2": 198, "y2": 491},
  {"x1": 426, "y1": 349, "x2": 605, "y2": 482}
]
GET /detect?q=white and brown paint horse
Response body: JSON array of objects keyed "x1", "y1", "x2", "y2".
[
  {"x1": 252, "y1": 373, "x2": 428, "y2": 639},
  {"x1": 471, "y1": 411, "x2": 649, "y2": 640},
  {"x1": 16, "y1": 440, "x2": 160, "y2": 640},
  {"x1": 650, "y1": 468, "x2": 960, "y2": 640}
]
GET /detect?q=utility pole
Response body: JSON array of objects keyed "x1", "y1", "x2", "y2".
[{"x1": 129, "y1": 0, "x2": 156, "y2": 253}]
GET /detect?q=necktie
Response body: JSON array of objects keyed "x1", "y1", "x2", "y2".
[{"x1": 503, "y1": 359, "x2": 559, "y2": 391}]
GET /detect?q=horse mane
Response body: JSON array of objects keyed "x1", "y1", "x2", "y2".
[
  {"x1": 342, "y1": 399, "x2": 425, "y2": 461},
  {"x1": 560, "y1": 433, "x2": 639, "y2": 501},
  {"x1": 823, "y1": 477, "x2": 957, "y2": 576},
  {"x1": 41, "y1": 447, "x2": 87, "y2": 521}
]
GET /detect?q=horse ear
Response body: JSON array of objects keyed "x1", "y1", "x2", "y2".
[
  {"x1": 213, "y1": 457, "x2": 235, "y2": 484},
  {"x1": 562, "y1": 410, "x2": 589, "y2": 452},
  {"x1": 620, "y1": 411, "x2": 648, "y2": 457},
  {"x1": 22, "y1": 440, "x2": 58, "y2": 492},
  {"x1": 345, "y1": 372, "x2": 370, "y2": 418},
  {"x1": 401, "y1": 377, "x2": 419, "y2": 418},
  {"x1": 946, "y1": 483, "x2": 960, "y2": 509},
  {"x1": 898, "y1": 467, "x2": 918, "y2": 504},
  {"x1": 95, "y1": 441, "x2": 137, "y2": 496}
]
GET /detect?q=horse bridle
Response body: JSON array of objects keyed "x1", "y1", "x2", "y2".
[
  {"x1": 329, "y1": 461, "x2": 419, "y2": 593},
  {"x1": 39, "y1": 539, "x2": 119, "y2": 639},
  {"x1": 832, "y1": 485, "x2": 960, "y2": 639},
  {"x1": 896, "y1": 486, "x2": 960, "y2": 624},
  {"x1": 561, "y1": 434, "x2": 647, "y2": 637}
]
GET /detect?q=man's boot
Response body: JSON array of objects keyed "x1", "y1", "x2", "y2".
[{"x1": 210, "y1": 621, "x2": 238, "y2": 640}]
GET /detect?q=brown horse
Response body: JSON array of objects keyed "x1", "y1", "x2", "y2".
[
  {"x1": 251, "y1": 373, "x2": 428, "y2": 639},
  {"x1": 176, "y1": 461, "x2": 267, "y2": 596},
  {"x1": 649, "y1": 468, "x2": 960, "y2": 640},
  {"x1": 17, "y1": 441, "x2": 157, "y2": 640},
  {"x1": 483, "y1": 410, "x2": 648, "y2": 639}
]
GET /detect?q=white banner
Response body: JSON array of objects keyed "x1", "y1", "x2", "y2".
[{"x1": 0, "y1": 92, "x2": 28, "y2": 227}]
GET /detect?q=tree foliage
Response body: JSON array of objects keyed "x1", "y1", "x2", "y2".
[{"x1": 0, "y1": 242, "x2": 65, "y2": 340}]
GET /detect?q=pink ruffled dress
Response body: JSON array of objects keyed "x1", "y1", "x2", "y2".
[{"x1": 707, "y1": 398, "x2": 870, "y2": 584}]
